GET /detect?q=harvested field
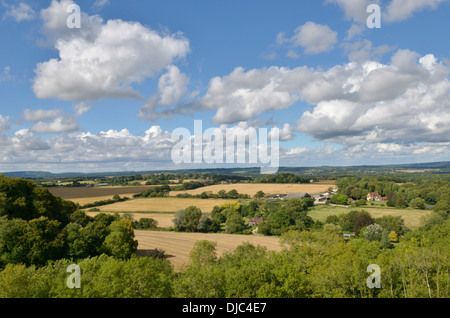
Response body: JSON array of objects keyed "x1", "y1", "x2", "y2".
[
  {"x1": 89, "y1": 197, "x2": 234, "y2": 213},
  {"x1": 135, "y1": 230, "x2": 282, "y2": 269},
  {"x1": 86, "y1": 212, "x2": 176, "y2": 228},
  {"x1": 170, "y1": 183, "x2": 335, "y2": 197}
]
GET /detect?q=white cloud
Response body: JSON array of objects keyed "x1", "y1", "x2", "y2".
[
  {"x1": 291, "y1": 22, "x2": 338, "y2": 55},
  {"x1": 23, "y1": 108, "x2": 63, "y2": 122},
  {"x1": 73, "y1": 103, "x2": 92, "y2": 116},
  {"x1": 0, "y1": 125, "x2": 177, "y2": 170},
  {"x1": 297, "y1": 50, "x2": 450, "y2": 145},
  {"x1": 0, "y1": 115, "x2": 10, "y2": 132},
  {"x1": 22, "y1": 108, "x2": 80, "y2": 134},
  {"x1": 384, "y1": 0, "x2": 449, "y2": 23},
  {"x1": 326, "y1": 0, "x2": 375, "y2": 24},
  {"x1": 270, "y1": 123, "x2": 294, "y2": 141},
  {"x1": 30, "y1": 115, "x2": 79, "y2": 134},
  {"x1": 138, "y1": 66, "x2": 190, "y2": 121},
  {"x1": 157, "y1": 66, "x2": 189, "y2": 106},
  {"x1": 194, "y1": 49, "x2": 449, "y2": 149},
  {"x1": 200, "y1": 66, "x2": 306, "y2": 124},
  {"x1": 3, "y1": 2, "x2": 35, "y2": 22},
  {"x1": 33, "y1": 0, "x2": 190, "y2": 102},
  {"x1": 275, "y1": 22, "x2": 337, "y2": 56}
]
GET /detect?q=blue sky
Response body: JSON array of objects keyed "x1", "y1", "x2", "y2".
[{"x1": 0, "y1": 0, "x2": 449, "y2": 173}]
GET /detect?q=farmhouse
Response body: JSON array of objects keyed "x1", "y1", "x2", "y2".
[
  {"x1": 367, "y1": 192, "x2": 382, "y2": 201},
  {"x1": 249, "y1": 218, "x2": 264, "y2": 227}
]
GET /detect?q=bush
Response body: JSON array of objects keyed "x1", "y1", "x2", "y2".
[{"x1": 134, "y1": 218, "x2": 158, "y2": 230}]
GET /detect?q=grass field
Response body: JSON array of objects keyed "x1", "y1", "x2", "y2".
[
  {"x1": 88, "y1": 197, "x2": 234, "y2": 213},
  {"x1": 308, "y1": 204, "x2": 431, "y2": 230},
  {"x1": 170, "y1": 183, "x2": 335, "y2": 196},
  {"x1": 135, "y1": 230, "x2": 282, "y2": 269}
]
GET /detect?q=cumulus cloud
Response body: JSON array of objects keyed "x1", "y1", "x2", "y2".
[
  {"x1": 200, "y1": 66, "x2": 306, "y2": 124},
  {"x1": 195, "y1": 49, "x2": 449, "y2": 150},
  {"x1": 33, "y1": 0, "x2": 190, "y2": 102},
  {"x1": 275, "y1": 22, "x2": 338, "y2": 55},
  {"x1": 297, "y1": 50, "x2": 450, "y2": 145},
  {"x1": 290, "y1": 22, "x2": 338, "y2": 55},
  {"x1": 22, "y1": 108, "x2": 80, "y2": 134},
  {"x1": 0, "y1": 125, "x2": 176, "y2": 170},
  {"x1": 138, "y1": 66, "x2": 190, "y2": 121},
  {"x1": 30, "y1": 115, "x2": 79, "y2": 134}
]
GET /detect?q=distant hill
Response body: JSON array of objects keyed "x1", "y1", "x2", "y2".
[{"x1": 1, "y1": 161, "x2": 449, "y2": 180}]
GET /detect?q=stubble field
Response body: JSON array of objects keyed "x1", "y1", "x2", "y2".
[
  {"x1": 169, "y1": 183, "x2": 335, "y2": 196},
  {"x1": 134, "y1": 230, "x2": 282, "y2": 269}
]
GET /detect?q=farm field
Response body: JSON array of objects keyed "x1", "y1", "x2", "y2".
[
  {"x1": 308, "y1": 204, "x2": 432, "y2": 230},
  {"x1": 47, "y1": 185, "x2": 157, "y2": 204},
  {"x1": 86, "y1": 211, "x2": 176, "y2": 228},
  {"x1": 135, "y1": 230, "x2": 282, "y2": 269},
  {"x1": 170, "y1": 182, "x2": 335, "y2": 196},
  {"x1": 88, "y1": 197, "x2": 234, "y2": 213}
]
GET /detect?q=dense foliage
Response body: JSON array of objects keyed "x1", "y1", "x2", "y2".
[
  {"x1": 0, "y1": 176, "x2": 138, "y2": 269},
  {"x1": 1, "y1": 220, "x2": 448, "y2": 298}
]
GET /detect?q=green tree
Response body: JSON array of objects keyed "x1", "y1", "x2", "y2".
[
  {"x1": 225, "y1": 213, "x2": 247, "y2": 234},
  {"x1": 104, "y1": 219, "x2": 138, "y2": 260},
  {"x1": 323, "y1": 223, "x2": 343, "y2": 236},
  {"x1": 254, "y1": 191, "x2": 265, "y2": 199},
  {"x1": 409, "y1": 197, "x2": 426, "y2": 209}
]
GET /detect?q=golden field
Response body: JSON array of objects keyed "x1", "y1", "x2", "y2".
[
  {"x1": 88, "y1": 197, "x2": 234, "y2": 213},
  {"x1": 86, "y1": 212, "x2": 176, "y2": 228},
  {"x1": 169, "y1": 183, "x2": 335, "y2": 196},
  {"x1": 134, "y1": 230, "x2": 282, "y2": 269}
]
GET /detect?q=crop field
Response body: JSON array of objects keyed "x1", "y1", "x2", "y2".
[
  {"x1": 170, "y1": 182, "x2": 335, "y2": 196},
  {"x1": 135, "y1": 230, "x2": 282, "y2": 269},
  {"x1": 86, "y1": 211, "x2": 176, "y2": 228},
  {"x1": 47, "y1": 186, "x2": 157, "y2": 204},
  {"x1": 88, "y1": 197, "x2": 234, "y2": 213},
  {"x1": 308, "y1": 204, "x2": 432, "y2": 230}
]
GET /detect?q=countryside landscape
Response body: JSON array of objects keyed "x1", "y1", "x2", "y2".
[
  {"x1": 0, "y1": 0, "x2": 449, "y2": 308},
  {"x1": 0, "y1": 163, "x2": 449, "y2": 299}
]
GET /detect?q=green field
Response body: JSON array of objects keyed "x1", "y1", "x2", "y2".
[{"x1": 308, "y1": 204, "x2": 432, "y2": 230}]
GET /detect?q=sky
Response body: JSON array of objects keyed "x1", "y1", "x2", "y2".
[{"x1": 0, "y1": 0, "x2": 449, "y2": 173}]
